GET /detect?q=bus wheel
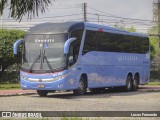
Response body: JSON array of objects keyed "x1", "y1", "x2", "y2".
[
  {"x1": 37, "y1": 90, "x2": 48, "y2": 97},
  {"x1": 132, "y1": 75, "x2": 139, "y2": 91},
  {"x1": 73, "y1": 76, "x2": 87, "y2": 95},
  {"x1": 124, "y1": 75, "x2": 132, "y2": 92}
]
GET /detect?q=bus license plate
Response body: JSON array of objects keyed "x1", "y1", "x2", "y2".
[{"x1": 37, "y1": 84, "x2": 45, "y2": 88}]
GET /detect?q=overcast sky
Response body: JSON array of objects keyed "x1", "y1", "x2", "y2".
[
  {"x1": 53, "y1": 0, "x2": 153, "y2": 20},
  {"x1": 1, "y1": 0, "x2": 156, "y2": 33}
]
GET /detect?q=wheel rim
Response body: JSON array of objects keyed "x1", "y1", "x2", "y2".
[
  {"x1": 128, "y1": 77, "x2": 131, "y2": 89},
  {"x1": 128, "y1": 80, "x2": 131, "y2": 89},
  {"x1": 133, "y1": 79, "x2": 138, "y2": 88},
  {"x1": 134, "y1": 80, "x2": 136, "y2": 86},
  {"x1": 127, "y1": 76, "x2": 131, "y2": 90},
  {"x1": 79, "y1": 80, "x2": 84, "y2": 92},
  {"x1": 73, "y1": 77, "x2": 87, "y2": 95}
]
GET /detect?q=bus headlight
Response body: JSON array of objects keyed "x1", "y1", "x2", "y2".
[
  {"x1": 20, "y1": 75, "x2": 28, "y2": 80},
  {"x1": 20, "y1": 73, "x2": 69, "y2": 82},
  {"x1": 51, "y1": 73, "x2": 69, "y2": 81}
]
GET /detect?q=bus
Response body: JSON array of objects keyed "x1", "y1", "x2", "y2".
[{"x1": 13, "y1": 22, "x2": 150, "y2": 96}]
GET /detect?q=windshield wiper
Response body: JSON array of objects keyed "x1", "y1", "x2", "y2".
[
  {"x1": 29, "y1": 50, "x2": 41, "y2": 72},
  {"x1": 29, "y1": 49, "x2": 54, "y2": 73},
  {"x1": 43, "y1": 49, "x2": 53, "y2": 73}
]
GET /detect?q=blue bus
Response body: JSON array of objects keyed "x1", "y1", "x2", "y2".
[{"x1": 13, "y1": 22, "x2": 150, "y2": 96}]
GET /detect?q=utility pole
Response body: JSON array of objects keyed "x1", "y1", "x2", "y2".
[
  {"x1": 82, "y1": 3, "x2": 87, "y2": 22},
  {"x1": 95, "y1": 14, "x2": 100, "y2": 22},
  {"x1": 158, "y1": 0, "x2": 160, "y2": 35},
  {"x1": 0, "y1": 14, "x2": 2, "y2": 29},
  {"x1": 153, "y1": 0, "x2": 160, "y2": 37}
]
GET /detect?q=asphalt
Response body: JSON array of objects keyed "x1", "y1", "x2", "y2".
[{"x1": 0, "y1": 85, "x2": 159, "y2": 97}]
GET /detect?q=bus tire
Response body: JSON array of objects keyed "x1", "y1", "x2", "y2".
[
  {"x1": 73, "y1": 76, "x2": 87, "y2": 95},
  {"x1": 37, "y1": 90, "x2": 48, "y2": 97},
  {"x1": 132, "y1": 75, "x2": 139, "y2": 91},
  {"x1": 124, "y1": 75, "x2": 132, "y2": 92}
]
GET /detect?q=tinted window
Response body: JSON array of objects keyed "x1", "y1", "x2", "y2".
[
  {"x1": 83, "y1": 30, "x2": 97, "y2": 54},
  {"x1": 97, "y1": 32, "x2": 124, "y2": 52},
  {"x1": 84, "y1": 30, "x2": 149, "y2": 54},
  {"x1": 123, "y1": 35, "x2": 149, "y2": 53},
  {"x1": 70, "y1": 29, "x2": 83, "y2": 54}
]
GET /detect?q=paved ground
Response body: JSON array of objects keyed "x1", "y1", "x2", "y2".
[
  {"x1": 0, "y1": 87, "x2": 160, "y2": 119},
  {"x1": 0, "y1": 87, "x2": 160, "y2": 111},
  {"x1": 0, "y1": 85, "x2": 159, "y2": 96}
]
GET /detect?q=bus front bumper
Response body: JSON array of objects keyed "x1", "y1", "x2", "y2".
[{"x1": 20, "y1": 76, "x2": 78, "y2": 91}]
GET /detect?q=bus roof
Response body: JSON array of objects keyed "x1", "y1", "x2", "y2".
[
  {"x1": 85, "y1": 22, "x2": 148, "y2": 38},
  {"x1": 27, "y1": 22, "x2": 84, "y2": 34},
  {"x1": 27, "y1": 21, "x2": 148, "y2": 38}
]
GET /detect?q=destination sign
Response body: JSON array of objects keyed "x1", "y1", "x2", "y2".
[{"x1": 35, "y1": 39, "x2": 54, "y2": 43}]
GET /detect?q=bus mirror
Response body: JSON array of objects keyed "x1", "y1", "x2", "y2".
[
  {"x1": 13, "y1": 39, "x2": 24, "y2": 55},
  {"x1": 64, "y1": 37, "x2": 77, "y2": 54}
]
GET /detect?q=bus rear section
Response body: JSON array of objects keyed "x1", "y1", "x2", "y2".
[{"x1": 80, "y1": 27, "x2": 150, "y2": 92}]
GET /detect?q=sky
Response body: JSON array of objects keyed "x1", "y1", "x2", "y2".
[
  {"x1": 1, "y1": 0, "x2": 156, "y2": 33},
  {"x1": 52, "y1": 0, "x2": 153, "y2": 20}
]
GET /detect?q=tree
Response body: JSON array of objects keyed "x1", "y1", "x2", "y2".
[
  {"x1": 148, "y1": 26, "x2": 160, "y2": 60},
  {"x1": 0, "y1": 29, "x2": 25, "y2": 80},
  {"x1": 150, "y1": 36, "x2": 157, "y2": 60},
  {"x1": 125, "y1": 26, "x2": 136, "y2": 32},
  {"x1": 0, "y1": 0, "x2": 52, "y2": 20},
  {"x1": 148, "y1": 25, "x2": 160, "y2": 80}
]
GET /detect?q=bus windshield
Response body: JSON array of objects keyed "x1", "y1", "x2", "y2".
[{"x1": 22, "y1": 33, "x2": 68, "y2": 72}]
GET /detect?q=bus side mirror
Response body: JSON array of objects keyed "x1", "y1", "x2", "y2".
[
  {"x1": 64, "y1": 37, "x2": 77, "y2": 54},
  {"x1": 13, "y1": 39, "x2": 24, "y2": 55}
]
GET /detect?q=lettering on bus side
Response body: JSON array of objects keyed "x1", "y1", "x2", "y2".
[{"x1": 118, "y1": 55, "x2": 138, "y2": 61}]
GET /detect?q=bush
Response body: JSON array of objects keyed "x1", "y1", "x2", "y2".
[{"x1": 0, "y1": 29, "x2": 25, "y2": 83}]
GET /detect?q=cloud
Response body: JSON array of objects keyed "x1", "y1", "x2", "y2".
[{"x1": 1, "y1": 0, "x2": 154, "y2": 33}]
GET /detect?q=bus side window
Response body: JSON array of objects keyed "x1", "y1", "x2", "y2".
[{"x1": 83, "y1": 30, "x2": 96, "y2": 55}]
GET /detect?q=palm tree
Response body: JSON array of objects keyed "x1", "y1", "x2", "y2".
[{"x1": 0, "y1": 0, "x2": 52, "y2": 20}]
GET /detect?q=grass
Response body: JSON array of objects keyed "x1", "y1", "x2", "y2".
[
  {"x1": 0, "y1": 118, "x2": 142, "y2": 120},
  {"x1": 61, "y1": 118, "x2": 101, "y2": 120},
  {"x1": 0, "y1": 118, "x2": 50, "y2": 120},
  {"x1": 0, "y1": 118, "x2": 95, "y2": 120},
  {"x1": 0, "y1": 81, "x2": 159, "y2": 90},
  {"x1": 61, "y1": 118, "x2": 86, "y2": 120},
  {"x1": 145, "y1": 82, "x2": 160, "y2": 86},
  {"x1": 0, "y1": 83, "x2": 20, "y2": 90}
]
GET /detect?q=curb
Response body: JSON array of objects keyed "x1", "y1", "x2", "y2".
[
  {"x1": 138, "y1": 86, "x2": 160, "y2": 92},
  {"x1": 138, "y1": 89, "x2": 160, "y2": 92},
  {"x1": 0, "y1": 92, "x2": 36, "y2": 97},
  {"x1": 0, "y1": 86, "x2": 159, "y2": 97}
]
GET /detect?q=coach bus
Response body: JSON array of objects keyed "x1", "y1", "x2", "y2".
[{"x1": 13, "y1": 22, "x2": 150, "y2": 96}]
